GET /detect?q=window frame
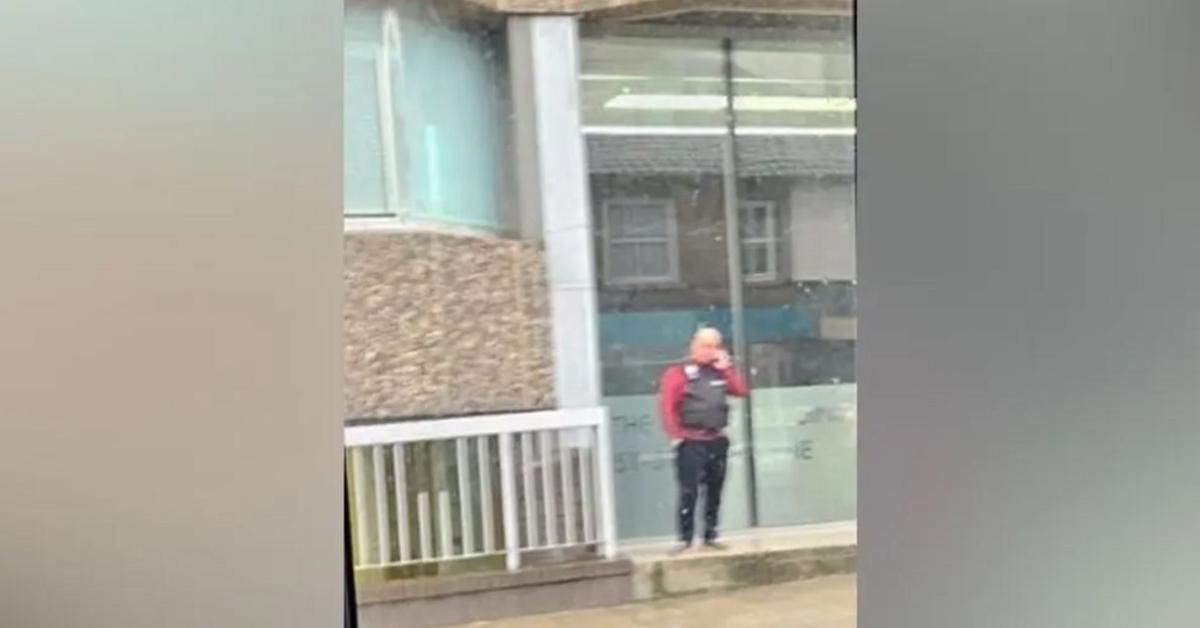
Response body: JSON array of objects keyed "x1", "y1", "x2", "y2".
[
  {"x1": 739, "y1": 200, "x2": 780, "y2": 283},
  {"x1": 601, "y1": 197, "x2": 681, "y2": 286}
]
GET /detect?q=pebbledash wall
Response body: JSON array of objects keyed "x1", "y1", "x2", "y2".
[{"x1": 343, "y1": 230, "x2": 554, "y2": 420}]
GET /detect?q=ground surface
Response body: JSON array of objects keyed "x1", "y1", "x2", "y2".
[{"x1": 458, "y1": 575, "x2": 857, "y2": 628}]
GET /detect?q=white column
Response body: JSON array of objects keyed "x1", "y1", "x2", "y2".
[{"x1": 508, "y1": 16, "x2": 602, "y2": 410}]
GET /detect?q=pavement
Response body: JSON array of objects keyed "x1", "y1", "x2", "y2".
[{"x1": 458, "y1": 575, "x2": 857, "y2": 628}]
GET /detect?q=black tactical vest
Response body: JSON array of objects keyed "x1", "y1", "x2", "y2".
[{"x1": 680, "y1": 363, "x2": 730, "y2": 430}]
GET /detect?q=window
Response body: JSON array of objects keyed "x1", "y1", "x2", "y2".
[
  {"x1": 602, "y1": 199, "x2": 679, "y2": 285},
  {"x1": 740, "y1": 201, "x2": 779, "y2": 282},
  {"x1": 343, "y1": 1, "x2": 509, "y2": 232}
]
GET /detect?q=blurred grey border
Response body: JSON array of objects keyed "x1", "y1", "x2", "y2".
[
  {"x1": 0, "y1": 2, "x2": 343, "y2": 627},
  {"x1": 859, "y1": 0, "x2": 1200, "y2": 626}
]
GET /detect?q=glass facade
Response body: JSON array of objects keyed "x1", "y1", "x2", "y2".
[
  {"x1": 344, "y1": 0, "x2": 510, "y2": 232},
  {"x1": 583, "y1": 15, "x2": 857, "y2": 539}
]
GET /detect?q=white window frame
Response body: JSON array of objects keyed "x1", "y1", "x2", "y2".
[
  {"x1": 739, "y1": 201, "x2": 780, "y2": 283},
  {"x1": 601, "y1": 198, "x2": 680, "y2": 286}
]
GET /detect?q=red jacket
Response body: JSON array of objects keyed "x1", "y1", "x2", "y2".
[{"x1": 658, "y1": 363, "x2": 748, "y2": 442}]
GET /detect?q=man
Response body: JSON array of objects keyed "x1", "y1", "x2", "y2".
[{"x1": 658, "y1": 327, "x2": 748, "y2": 554}]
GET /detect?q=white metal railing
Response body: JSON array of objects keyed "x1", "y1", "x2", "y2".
[{"x1": 345, "y1": 407, "x2": 617, "y2": 572}]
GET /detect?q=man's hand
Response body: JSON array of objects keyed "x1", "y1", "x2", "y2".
[{"x1": 714, "y1": 349, "x2": 732, "y2": 371}]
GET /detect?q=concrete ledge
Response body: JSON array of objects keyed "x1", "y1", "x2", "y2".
[
  {"x1": 358, "y1": 559, "x2": 634, "y2": 628},
  {"x1": 360, "y1": 558, "x2": 632, "y2": 604},
  {"x1": 624, "y1": 523, "x2": 857, "y2": 600},
  {"x1": 632, "y1": 544, "x2": 855, "y2": 600}
]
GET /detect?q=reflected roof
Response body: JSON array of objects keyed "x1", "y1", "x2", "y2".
[{"x1": 586, "y1": 132, "x2": 854, "y2": 177}]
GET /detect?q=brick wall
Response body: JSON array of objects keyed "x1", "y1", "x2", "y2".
[{"x1": 344, "y1": 230, "x2": 555, "y2": 421}]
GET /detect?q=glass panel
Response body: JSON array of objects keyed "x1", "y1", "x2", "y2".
[
  {"x1": 393, "y1": 1, "x2": 507, "y2": 230},
  {"x1": 630, "y1": 203, "x2": 668, "y2": 237},
  {"x1": 609, "y1": 200, "x2": 669, "y2": 239},
  {"x1": 344, "y1": 44, "x2": 387, "y2": 215},
  {"x1": 636, "y1": 242, "x2": 671, "y2": 278},
  {"x1": 343, "y1": 0, "x2": 510, "y2": 232},
  {"x1": 732, "y1": 37, "x2": 855, "y2": 131},
  {"x1": 740, "y1": 206, "x2": 766, "y2": 238},
  {"x1": 743, "y1": 243, "x2": 770, "y2": 277},
  {"x1": 586, "y1": 10, "x2": 856, "y2": 541},
  {"x1": 585, "y1": 32, "x2": 752, "y2": 541},
  {"x1": 608, "y1": 242, "x2": 638, "y2": 280},
  {"x1": 580, "y1": 36, "x2": 727, "y2": 132},
  {"x1": 735, "y1": 18, "x2": 857, "y2": 527},
  {"x1": 594, "y1": 168, "x2": 752, "y2": 540},
  {"x1": 606, "y1": 202, "x2": 630, "y2": 237}
]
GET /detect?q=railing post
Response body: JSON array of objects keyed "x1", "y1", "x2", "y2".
[
  {"x1": 392, "y1": 444, "x2": 411, "y2": 563},
  {"x1": 539, "y1": 431, "x2": 558, "y2": 546},
  {"x1": 350, "y1": 448, "x2": 372, "y2": 567},
  {"x1": 417, "y1": 492, "x2": 432, "y2": 561},
  {"x1": 372, "y1": 446, "x2": 391, "y2": 564},
  {"x1": 521, "y1": 432, "x2": 539, "y2": 547},
  {"x1": 559, "y1": 430, "x2": 577, "y2": 545},
  {"x1": 477, "y1": 436, "x2": 495, "y2": 553},
  {"x1": 594, "y1": 411, "x2": 619, "y2": 560},
  {"x1": 498, "y1": 432, "x2": 521, "y2": 571},
  {"x1": 456, "y1": 438, "x2": 474, "y2": 555},
  {"x1": 579, "y1": 429, "x2": 596, "y2": 543}
]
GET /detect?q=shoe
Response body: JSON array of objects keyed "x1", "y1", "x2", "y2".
[
  {"x1": 703, "y1": 540, "x2": 728, "y2": 551},
  {"x1": 667, "y1": 543, "x2": 692, "y2": 557}
]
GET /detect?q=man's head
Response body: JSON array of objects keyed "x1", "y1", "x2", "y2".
[{"x1": 689, "y1": 327, "x2": 724, "y2": 365}]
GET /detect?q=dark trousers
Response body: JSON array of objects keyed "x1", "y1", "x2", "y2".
[{"x1": 675, "y1": 437, "x2": 730, "y2": 544}]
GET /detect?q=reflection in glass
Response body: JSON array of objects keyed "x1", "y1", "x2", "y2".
[
  {"x1": 734, "y1": 30, "x2": 856, "y2": 527},
  {"x1": 584, "y1": 11, "x2": 856, "y2": 540}
]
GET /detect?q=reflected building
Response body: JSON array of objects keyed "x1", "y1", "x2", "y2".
[{"x1": 582, "y1": 23, "x2": 857, "y2": 538}]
